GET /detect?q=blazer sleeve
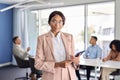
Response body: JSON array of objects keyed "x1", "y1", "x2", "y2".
[{"x1": 35, "y1": 36, "x2": 55, "y2": 73}]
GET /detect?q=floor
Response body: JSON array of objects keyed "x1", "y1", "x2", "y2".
[
  {"x1": 80, "y1": 69, "x2": 120, "y2": 80},
  {"x1": 0, "y1": 65, "x2": 120, "y2": 80}
]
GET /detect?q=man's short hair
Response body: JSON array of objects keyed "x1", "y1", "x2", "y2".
[
  {"x1": 91, "y1": 36, "x2": 97, "y2": 41},
  {"x1": 13, "y1": 36, "x2": 19, "y2": 43}
]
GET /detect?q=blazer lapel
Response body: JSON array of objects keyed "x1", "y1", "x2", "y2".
[
  {"x1": 46, "y1": 32, "x2": 55, "y2": 60},
  {"x1": 61, "y1": 33, "x2": 70, "y2": 60}
]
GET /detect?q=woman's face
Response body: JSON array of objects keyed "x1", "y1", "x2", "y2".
[
  {"x1": 111, "y1": 44, "x2": 116, "y2": 51},
  {"x1": 49, "y1": 15, "x2": 63, "y2": 34}
]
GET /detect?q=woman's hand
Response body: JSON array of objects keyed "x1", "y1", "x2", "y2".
[
  {"x1": 54, "y1": 55, "x2": 80, "y2": 68},
  {"x1": 27, "y1": 47, "x2": 30, "y2": 52},
  {"x1": 70, "y1": 55, "x2": 80, "y2": 65},
  {"x1": 55, "y1": 60, "x2": 72, "y2": 68},
  {"x1": 102, "y1": 58, "x2": 108, "y2": 62}
]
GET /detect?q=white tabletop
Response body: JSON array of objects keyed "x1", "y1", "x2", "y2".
[
  {"x1": 80, "y1": 57, "x2": 120, "y2": 69},
  {"x1": 79, "y1": 57, "x2": 100, "y2": 80},
  {"x1": 80, "y1": 58, "x2": 98, "y2": 66},
  {"x1": 100, "y1": 60, "x2": 120, "y2": 69},
  {"x1": 79, "y1": 57, "x2": 120, "y2": 80}
]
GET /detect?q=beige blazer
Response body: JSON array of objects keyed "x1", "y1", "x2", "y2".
[{"x1": 35, "y1": 31, "x2": 77, "y2": 80}]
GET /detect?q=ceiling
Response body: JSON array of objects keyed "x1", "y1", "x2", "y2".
[
  {"x1": 0, "y1": 0, "x2": 41, "y2": 4},
  {"x1": 0, "y1": 0, "x2": 114, "y2": 15},
  {"x1": 0, "y1": 0, "x2": 111, "y2": 7},
  {"x1": 0, "y1": 0, "x2": 83, "y2": 11},
  {"x1": 0, "y1": 0, "x2": 82, "y2": 5},
  {"x1": 0, "y1": 0, "x2": 25, "y2": 4}
]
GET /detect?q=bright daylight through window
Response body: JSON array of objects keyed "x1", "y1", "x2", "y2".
[{"x1": 28, "y1": 1, "x2": 114, "y2": 58}]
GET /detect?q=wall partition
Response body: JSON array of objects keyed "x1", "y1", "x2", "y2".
[{"x1": 0, "y1": 4, "x2": 13, "y2": 65}]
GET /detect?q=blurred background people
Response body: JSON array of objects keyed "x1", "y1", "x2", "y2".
[
  {"x1": 13, "y1": 36, "x2": 42, "y2": 80},
  {"x1": 100, "y1": 40, "x2": 120, "y2": 80},
  {"x1": 83, "y1": 36, "x2": 102, "y2": 80}
]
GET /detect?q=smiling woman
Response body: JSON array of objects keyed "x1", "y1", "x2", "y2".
[
  {"x1": 49, "y1": 12, "x2": 65, "y2": 36},
  {"x1": 35, "y1": 11, "x2": 80, "y2": 80}
]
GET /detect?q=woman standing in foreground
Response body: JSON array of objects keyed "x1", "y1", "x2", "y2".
[{"x1": 35, "y1": 11, "x2": 80, "y2": 80}]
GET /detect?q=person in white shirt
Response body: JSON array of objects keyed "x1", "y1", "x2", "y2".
[
  {"x1": 13, "y1": 36, "x2": 30, "y2": 60},
  {"x1": 13, "y1": 36, "x2": 42, "y2": 80}
]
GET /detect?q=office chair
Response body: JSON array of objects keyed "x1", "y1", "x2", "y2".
[
  {"x1": 110, "y1": 69, "x2": 120, "y2": 80},
  {"x1": 29, "y1": 56, "x2": 42, "y2": 79},
  {"x1": 14, "y1": 55, "x2": 30, "y2": 80}
]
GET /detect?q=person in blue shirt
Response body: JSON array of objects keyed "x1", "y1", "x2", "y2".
[{"x1": 83, "y1": 36, "x2": 102, "y2": 80}]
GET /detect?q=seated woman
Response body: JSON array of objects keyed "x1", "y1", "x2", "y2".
[{"x1": 100, "y1": 40, "x2": 120, "y2": 80}]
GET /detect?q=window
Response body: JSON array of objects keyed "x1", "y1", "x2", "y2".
[
  {"x1": 31, "y1": 6, "x2": 85, "y2": 52},
  {"x1": 28, "y1": 1, "x2": 115, "y2": 57},
  {"x1": 87, "y1": 2, "x2": 115, "y2": 58}
]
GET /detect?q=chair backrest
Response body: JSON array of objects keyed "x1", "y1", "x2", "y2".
[
  {"x1": 117, "y1": 69, "x2": 120, "y2": 73},
  {"x1": 110, "y1": 69, "x2": 120, "y2": 75},
  {"x1": 14, "y1": 55, "x2": 30, "y2": 68}
]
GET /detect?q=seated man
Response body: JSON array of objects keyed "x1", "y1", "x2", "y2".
[
  {"x1": 83, "y1": 36, "x2": 102, "y2": 80},
  {"x1": 100, "y1": 40, "x2": 120, "y2": 80},
  {"x1": 13, "y1": 36, "x2": 42, "y2": 80}
]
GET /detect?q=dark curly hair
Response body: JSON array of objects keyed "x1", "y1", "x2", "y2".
[
  {"x1": 109, "y1": 40, "x2": 120, "y2": 52},
  {"x1": 48, "y1": 11, "x2": 65, "y2": 25}
]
